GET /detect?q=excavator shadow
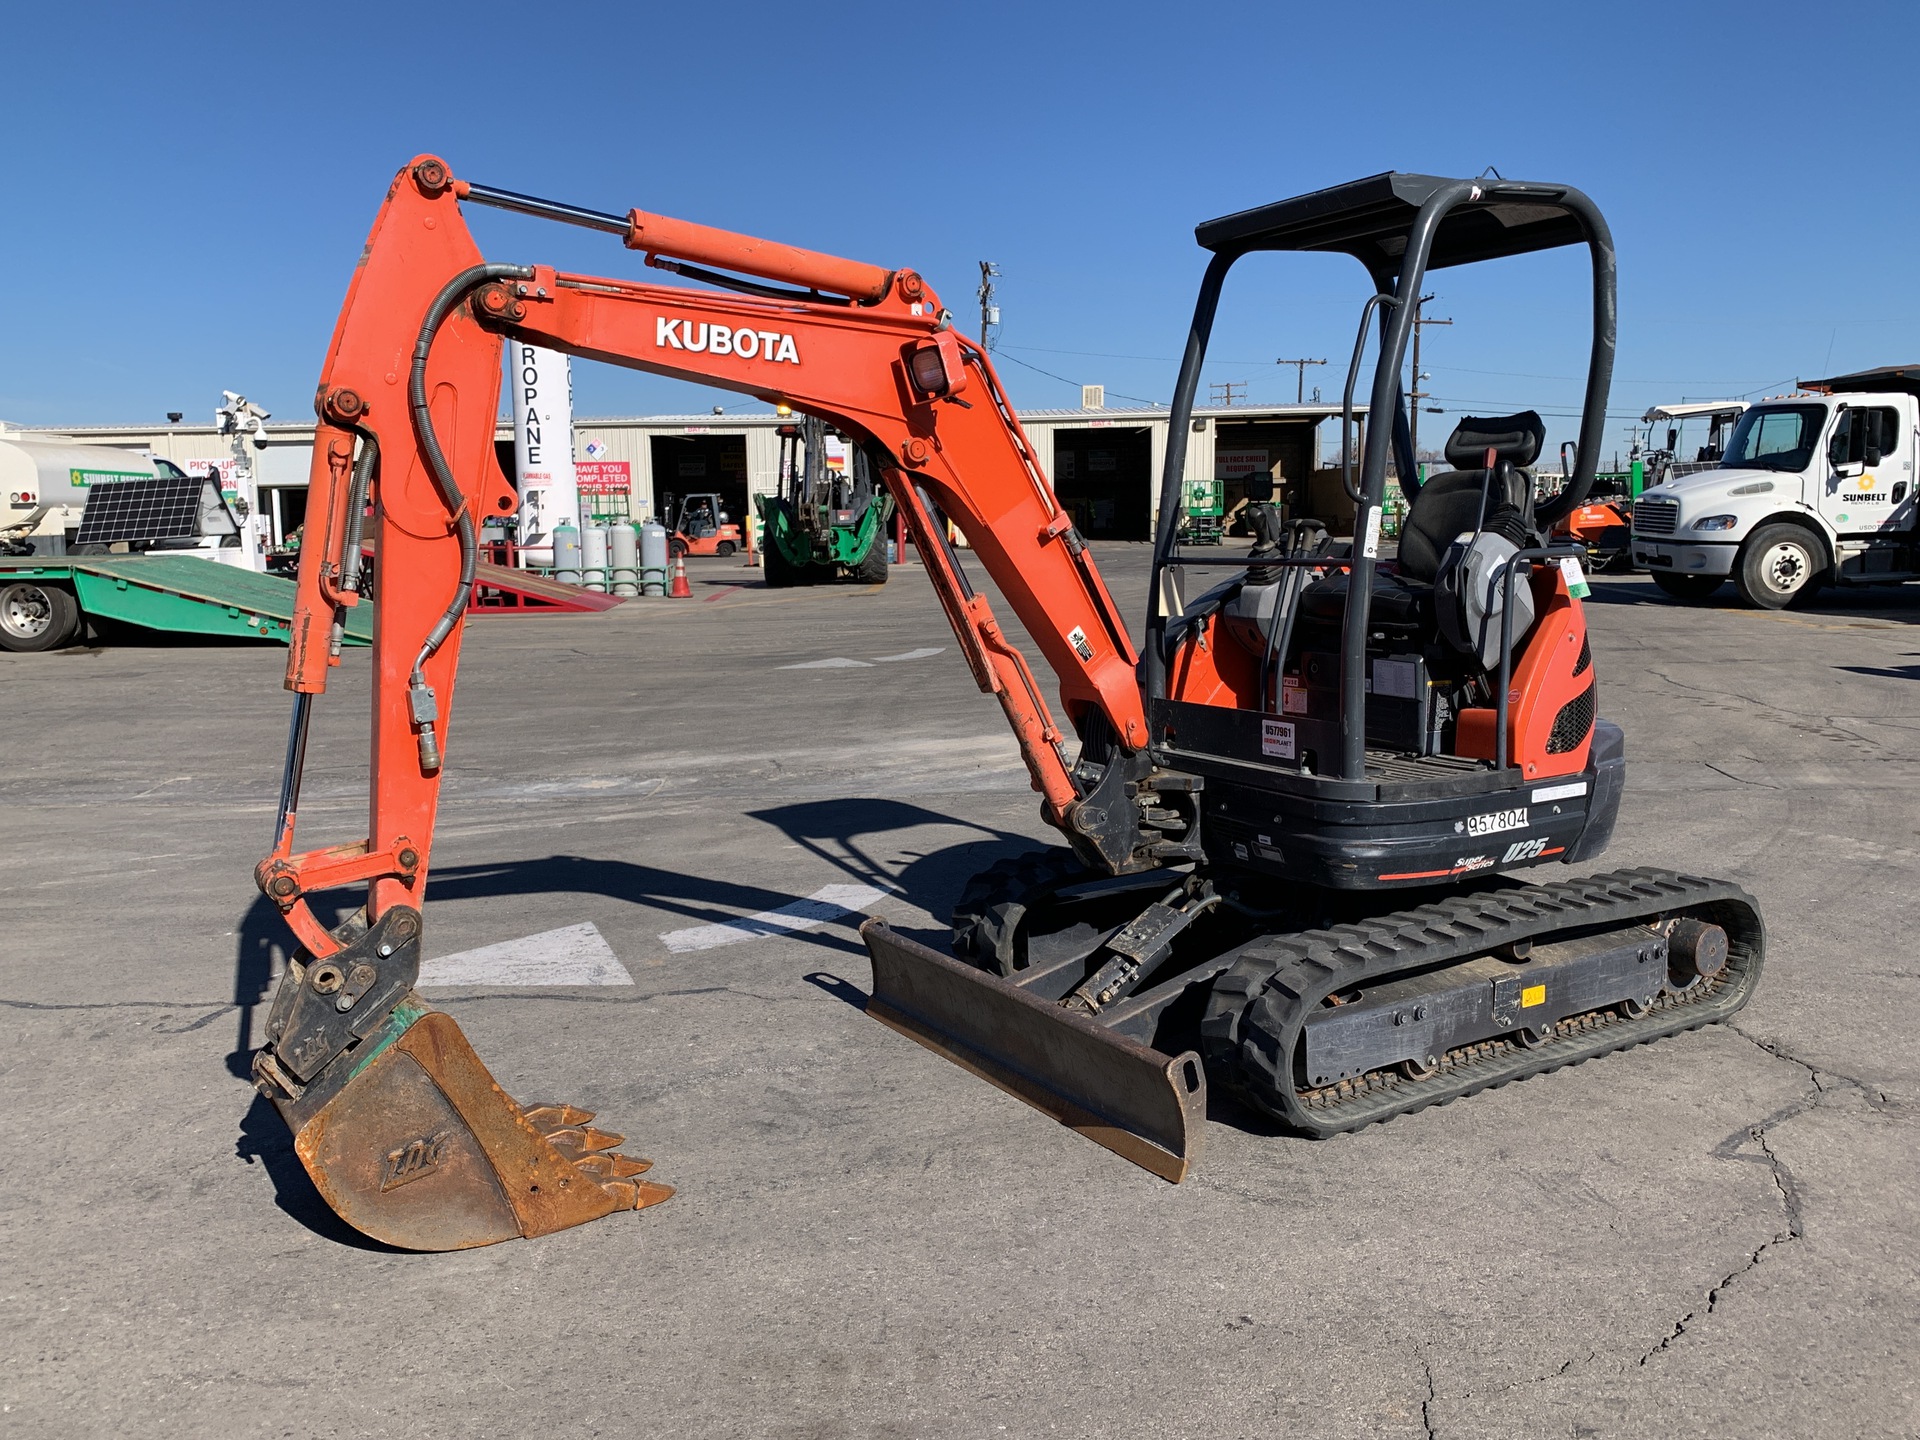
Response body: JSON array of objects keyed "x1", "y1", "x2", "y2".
[
  {"x1": 748, "y1": 796, "x2": 1040, "y2": 957},
  {"x1": 234, "y1": 1091, "x2": 406, "y2": 1251}
]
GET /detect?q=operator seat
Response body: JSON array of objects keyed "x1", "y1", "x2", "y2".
[{"x1": 1296, "y1": 409, "x2": 1545, "y2": 640}]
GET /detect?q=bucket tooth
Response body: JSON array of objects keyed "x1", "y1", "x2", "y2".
[{"x1": 522, "y1": 1104, "x2": 597, "y2": 1130}]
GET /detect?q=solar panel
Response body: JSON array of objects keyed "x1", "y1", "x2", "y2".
[{"x1": 74, "y1": 476, "x2": 235, "y2": 547}]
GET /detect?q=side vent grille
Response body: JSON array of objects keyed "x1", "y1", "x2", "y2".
[
  {"x1": 1546, "y1": 683, "x2": 1596, "y2": 754},
  {"x1": 1572, "y1": 633, "x2": 1592, "y2": 677}
]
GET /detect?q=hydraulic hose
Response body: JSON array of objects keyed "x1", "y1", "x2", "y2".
[
  {"x1": 406, "y1": 262, "x2": 533, "y2": 769},
  {"x1": 407, "y1": 263, "x2": 533, "y2": 685}
]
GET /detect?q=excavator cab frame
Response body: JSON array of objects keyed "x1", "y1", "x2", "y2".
[{"x1": 1146, "y1": 172, "x2": 1618, "y2": 772}]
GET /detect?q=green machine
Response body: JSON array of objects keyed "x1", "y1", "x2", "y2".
[
  {"x1": 758, "y1": 415, "x2": 892, "y2": 587},
  {"x1": 1175, "y1": 477, "x2": 1225, "y2": 545}
]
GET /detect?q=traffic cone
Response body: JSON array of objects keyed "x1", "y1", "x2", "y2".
[{"x1": 669, "y1": 551, "x2": 692, "y2": 599}]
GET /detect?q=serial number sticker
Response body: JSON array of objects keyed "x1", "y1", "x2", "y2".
[
  {"x1": 1261, "y1": 719, "x2": 1296, "y2": 759},
  {"x1": 1465, "y1": 806, "x2": 1528, "y2": 837},
  {"x1": 1531, "y1": 781, "x2": 1588, "y2": 803},
  {"x1": 1520, "y1": 984, "x2": 1547, "y2": 1009}
]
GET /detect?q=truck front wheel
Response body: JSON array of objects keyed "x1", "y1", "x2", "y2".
[
  {"x1": 1735, "y1": 524, "x2": 1826, "y2": 610},
  {"x1": 0, "y1": 581, "x2": 81, "y2": 652},
  {"x1": 1651, "y1": 572, "x2": 1724, "y2": 601}
]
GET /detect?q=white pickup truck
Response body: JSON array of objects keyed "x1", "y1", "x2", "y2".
[{"x1": 1630, "y1": 365, "x2": 1920, "y2": 607}]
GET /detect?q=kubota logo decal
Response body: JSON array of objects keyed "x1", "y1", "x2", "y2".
[
  {"x1": 657, "y1": 317, "x2": 800, "y2": 364},
  {"x1": 380, "y1": 1129, "x2": 454, "y2": 1191}
]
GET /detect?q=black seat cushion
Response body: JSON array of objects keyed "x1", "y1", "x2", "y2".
[
  {"x1": 1299, "y1": 568, "x2": 1431, "y2": 629},
  {"x1": 1444, "y1": 410, "x2": 1545, "y2": 468}
]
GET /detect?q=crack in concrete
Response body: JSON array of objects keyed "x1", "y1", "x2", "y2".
[
  {"x1": 1419, "y1": 1354, "x2": 1438, "y2": 1440},
  {"x1": 1635, "y1": 1021, "x2": 1902, "y2": 1369}
]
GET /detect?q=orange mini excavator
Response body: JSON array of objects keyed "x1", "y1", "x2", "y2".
[{"x1": 253, "y1": 159, "x2": 1763, "y2": 1249}]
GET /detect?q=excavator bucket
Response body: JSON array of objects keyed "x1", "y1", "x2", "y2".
[
  {"x1": 252, "y1": 908, "x2": 671, "y2": 1250},
  {"x1": 861, "y1": 919, "x2": 1207, "y2": 1182}
]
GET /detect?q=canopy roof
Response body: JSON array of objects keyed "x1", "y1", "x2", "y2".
[{"x1": 1195, "y1": 172, "x2": 1589, "y2": 270}]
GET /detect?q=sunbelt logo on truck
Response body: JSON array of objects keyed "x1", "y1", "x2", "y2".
[{"x1": 657, "y1": 317, "x2": 800, "y2": 365}]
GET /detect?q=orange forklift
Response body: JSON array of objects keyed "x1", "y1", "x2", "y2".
[{"x1": 663, "y1": 490, "x2": 742, "y2": 557}]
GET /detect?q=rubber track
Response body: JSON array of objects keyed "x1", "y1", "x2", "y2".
[{"x1": 1198, "y1": 866, "x2": 1765, "y2": 1137}]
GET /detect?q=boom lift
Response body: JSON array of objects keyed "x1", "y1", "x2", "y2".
[
  {"x1": 760, "y1": 413, "x2": 892, "y2": 586},
  {"x1": 254, "y1": 158, "x2": 1763, "y2": 1250}
]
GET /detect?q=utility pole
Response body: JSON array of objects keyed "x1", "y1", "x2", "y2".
[
  {"x1": 1275, "y1": 357, "x2": 1327, "y2": 404},
  {"x1": 1209, "y1": 380, "x2": 1246, "y2": 407},
  {"x1": 977, "y1": 262, "x2": 1001, "y2": 349},
  {"x1": 1408, "y1": 295, "x2": 1451, "y2": 473}
]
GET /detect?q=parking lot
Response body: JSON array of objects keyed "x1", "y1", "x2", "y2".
[{"x1": 3, "y1": 544, "x2": 1916, "y2": 1438}]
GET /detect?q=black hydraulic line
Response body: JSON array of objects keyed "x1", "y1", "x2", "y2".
[
  {"x1": 338, "y1": 431, "x2": 377, "y2": 595},
  {"x1": 272, "y1": 691, "x2": 312, "y2": 854},
  {"x1": 325, "y1": 430, "x2": 379, "y2": 662},
  {"x1": 1145, "y1": 250, "x2": 1235, "y2": 701},
  {"x1": 465, "y1": 182, "x2": 855, "y2": 306},
  {"x1": 407, "y1": 263, "x2": 535, "y2": 693},
  {"x1": 642, "y1": 258, "x2": 852, "y2": 307},
  {"x1": 461, "y1": 181, "x2": 630, "y2": 236}
]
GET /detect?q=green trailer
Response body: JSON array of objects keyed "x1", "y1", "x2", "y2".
[
  {"x1": 0, "y1": 554, "x2": 374, "y2": 653},
  {"x1": 757, "y1": 416, "x2": 892, "y2": 587}
]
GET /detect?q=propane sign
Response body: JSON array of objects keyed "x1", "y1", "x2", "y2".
[{"x1": 510, "y1": 343, "x2": 579, "y2": 566}]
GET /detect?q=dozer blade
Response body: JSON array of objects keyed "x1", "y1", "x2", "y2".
[
  {"x1": 861, "y1": 919, "x2": 1206, "y2": 1182},
  {"x1": 252, "y1": 907, "x2": 671, "y2": 1251}
]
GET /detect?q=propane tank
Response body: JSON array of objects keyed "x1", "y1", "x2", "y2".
[
  {"x1": 610, "y1": 524, "x2": 639, "y2": 596},
  {"x1": 581, "y1": 524, "x2": 610, "y2": 592},
  {"x1": 638, "y1": 521, "x2": 669, "y2": 597},
  {"x1": 553, "y1": 522, "x2": 583, "y2": 586}
]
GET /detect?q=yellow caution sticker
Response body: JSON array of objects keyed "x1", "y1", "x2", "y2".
[{"x1": 1520, "y1": 984, "x2": 1547, "y2": 1009}]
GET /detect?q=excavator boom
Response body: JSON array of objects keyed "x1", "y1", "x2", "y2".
[{"x1": 253, "y1": 156, "x2": 1160, "y2": 1249}]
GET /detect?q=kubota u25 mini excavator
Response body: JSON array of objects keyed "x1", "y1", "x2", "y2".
[{"x1": 253, "y1": 158, "x2": 1763, "y2": 1249}]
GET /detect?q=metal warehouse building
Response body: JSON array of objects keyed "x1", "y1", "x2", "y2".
[{"x1": 11, "y1": 399, "x2": 1364, "y2": 549}]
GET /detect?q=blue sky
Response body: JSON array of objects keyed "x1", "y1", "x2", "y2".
[{"x1": 6, "y1": 0, "x2": 1915, "y2": 464}]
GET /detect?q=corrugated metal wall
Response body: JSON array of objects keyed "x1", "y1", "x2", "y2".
[{"x1": 28, "y1": 405, "x2": 1339, "y2": 532}]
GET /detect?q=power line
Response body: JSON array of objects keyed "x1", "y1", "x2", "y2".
[
  {"x1": 991, "y1": 349, "x2": 1163, "y2": 407},
  {"x1": 1275, "y1": 357, "x2": 1327, "y2": 403}
]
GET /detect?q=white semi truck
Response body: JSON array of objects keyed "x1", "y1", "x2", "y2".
[{"x1": 1631, "y1": 365, "x2": 1920, "y2": 607}]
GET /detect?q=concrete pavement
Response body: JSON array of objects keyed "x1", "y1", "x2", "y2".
[{"x1": 2, "y1": 545, "x2": 1915, "y2": 1437}]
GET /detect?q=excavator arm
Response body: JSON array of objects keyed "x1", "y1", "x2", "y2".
[{"x1": 252, "y1": 155, "x2": 1157, "y2": 1250}]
